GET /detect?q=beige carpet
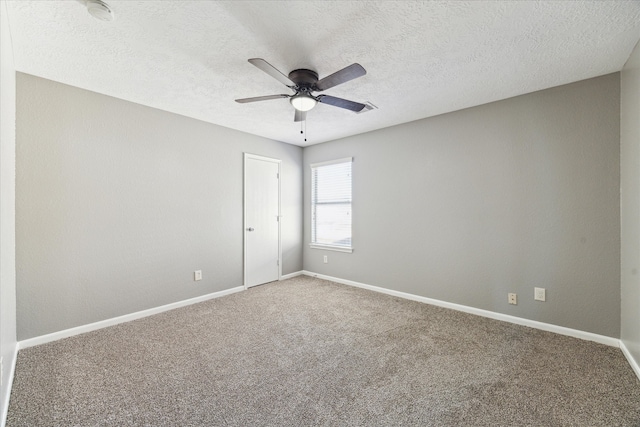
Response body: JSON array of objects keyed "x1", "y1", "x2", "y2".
[{"x1": 7, "y1": 276, "x2": 640, "y2": 426}]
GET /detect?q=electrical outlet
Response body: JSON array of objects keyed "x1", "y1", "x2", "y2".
[
  {"x1": 194, "y1": 270, "x2": 202, "y2": 281},
  {"x1": 323, "y1": 255, "x2": 328, "y2": 264},
  {"x1": 508, "y1": 293, "x2": 517, "y2": 305},
  {"x1": 534, "y1": 287, "x2": 546, "y2": 301}
]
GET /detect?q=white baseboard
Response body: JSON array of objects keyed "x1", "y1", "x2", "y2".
[
  {"x1": 281, "y1": 271, "x2": 303, "y2": 280},
  {"x1": 18, "y1": 286, "x2": 245, "y2": 350},
  {"x1": 5, "y1": 271, "x2": 636, "y2": 426},
  {"x1": 302, "y1": 271, "x2": 619, "y2": 347},
  {"x1": 620, "y1": 340, "x2": 640, "y2": 381},
  {"x1": 1, "y1": 344, "x2": 18, "y2": 427}
]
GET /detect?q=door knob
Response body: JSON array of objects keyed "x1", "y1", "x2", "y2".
[{"x1": 247, "y1": 227, "x2": 254, "y2": 231}]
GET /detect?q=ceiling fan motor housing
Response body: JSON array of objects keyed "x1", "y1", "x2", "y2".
[{"x1": 288, "y1": 69, "x2": 319, "y2": 90}]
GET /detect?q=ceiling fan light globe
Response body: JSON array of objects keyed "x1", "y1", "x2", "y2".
[{"x1": 290, "y1": 94, "x2": 317, "y2": 112}]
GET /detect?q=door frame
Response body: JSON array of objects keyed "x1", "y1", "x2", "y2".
[{"x1": 243, "y1": 153, "x2": 282, "y2": 289}]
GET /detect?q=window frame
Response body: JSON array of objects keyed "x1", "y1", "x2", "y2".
[{"x1": 309, "y1": 157, "x2": 353, "y2": 253}]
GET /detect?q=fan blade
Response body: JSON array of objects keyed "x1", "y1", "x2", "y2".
[
  {"x1": 235, "y1": 94, "x2": 290, "y2": 103},
  {"x1": 294, "y1": 109, "x2": 307, "y2": 122},
  {"x1": 318, "y1": 95, "x2": 366, "y2": 112},
  {"x1": 315, "y1": 63, "x2": 366, "y2": 91},
  {"x1": 248, "y1": 58, "x2": 295, "y2": 87}
]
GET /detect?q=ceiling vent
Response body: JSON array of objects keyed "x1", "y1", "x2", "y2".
[{"x1": 355, "y1": 101, "x2": 378, "y2": 114}]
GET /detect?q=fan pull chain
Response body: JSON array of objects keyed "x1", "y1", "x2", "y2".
[{"x1": 300, "y1": 120, "x2": 308, "y2": 142}]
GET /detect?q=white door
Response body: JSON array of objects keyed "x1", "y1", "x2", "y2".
[{"x1": 244, "y1": 154, "x2": 281, "y2": 288}]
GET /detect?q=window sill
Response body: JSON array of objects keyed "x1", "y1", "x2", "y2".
[{"x1": 309, "y1": 244, "x2": 353, "y2": 253}]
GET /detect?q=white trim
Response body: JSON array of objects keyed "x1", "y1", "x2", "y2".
[
  {"x1": 280, "y1": 271, "x2": 304, "y2": 280},
  {"x1": 0, "y1": 345, "x2": 18, "y2": 427},
  {"x1": 620, "y1": 340, "x2": 640, "y2": 381},
  {"x1": 18, "y1": 286, "x2": 244, "y2": 350},
  {"x1": 301, "y1": 271, "x2": 619, "y2": 347},
  {"x1": 244, "y1": 152, "x2": 280, "y2": 162},
  {"x1": 310, "y1": 157, "x2": 353, "y2": 169},
  {"x1": 278, "y1": 163, "x2": 282, "y2": 281},
  {"x1": 309, "y1": 244, "x2": 353, "y2": 253},
  {"x1": 243, "y1": 153, "x2": 282, "y2": 290}
]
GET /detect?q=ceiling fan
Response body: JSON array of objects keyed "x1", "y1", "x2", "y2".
[{"x1": 235, "y1": 58, "x2": 367, "y2": 122}]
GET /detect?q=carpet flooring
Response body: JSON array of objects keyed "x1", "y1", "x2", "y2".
[{"x1": 7, "y1": 276, "x2": 640, "y2": 426}]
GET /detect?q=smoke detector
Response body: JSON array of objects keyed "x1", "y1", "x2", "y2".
[{"x1": 86, "y1": 0, "x2": 114, "y2": 22}]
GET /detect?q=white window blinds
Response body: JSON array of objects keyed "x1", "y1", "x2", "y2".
[{"x1": 311, "y1": 157, "x2": 352, "y2": 251}]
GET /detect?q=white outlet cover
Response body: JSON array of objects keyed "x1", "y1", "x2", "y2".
[
  {"x1": 534, "y1": 287, "x2": 546, "y2": 301},
  {"x1": 508, "y1": 293, "x2": 517, "y2": 305},
  {"x1": 194, "y1": 270, "x2": 202, "y2": 281}
]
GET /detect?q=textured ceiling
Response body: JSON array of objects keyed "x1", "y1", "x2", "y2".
[{"x1": 5, "y1": 1, "x2": 640, "y2": 146}]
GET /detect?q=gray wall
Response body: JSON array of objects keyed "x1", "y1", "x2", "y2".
[
  {"x1": 621, "y1": 41, "x2": 640, "y2": 366},
  {"x1": 16, "y1": 73, "x2": 303, "y2": 340},
  {"x1": 0, "y1": 0, "x2": 17, "y2": 417},
  {"x1": 12, "y1": 70, "x2": 625, "y2": 342},
  {"x1": 304, "y1": 74, "x2": 620, "y2": 337}
]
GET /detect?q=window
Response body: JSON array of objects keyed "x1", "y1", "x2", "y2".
[{"x1": 310, "y1": 157, "x2": 353, "y2": 253}]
